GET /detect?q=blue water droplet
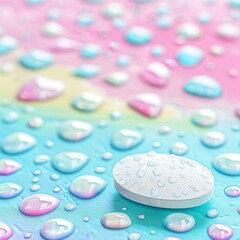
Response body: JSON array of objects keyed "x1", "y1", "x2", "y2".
[
  {"x1": 73, "y1": 64, "x2": 101, "y2": 78},
  {"x1": 1, "y1": 132, "x2": 37, "y2": 154},
  {"x1": 19, "y1": 50, "x2": 54, "y2": 70},
  {"x1": 77, "y1": 13, "x2": 95, "y2": 27},
  {"x1": 184, "y1": 75, "x2": 222, "y2": 98},
  {"x1": 177, "y1": 45, "x2": 204, "y2": 67},
  {"x1": 201, "y1": 131, "x2": 226, "y2": 148},
  {"x1": 81, "y1": 43, "x2": 101, "y2": 59},
  {"x1": 0, "y1": 182, "x2": 23, "y2": 199},
  {"x1": 125, "y1": 26, "x2": 152, "y2": 45},
  {"x1": 52, "y1": 152, "x2": 88, "y2": 173},
  {"x1": 0, "y1": 36, "x2": 17, "y2": 55}
]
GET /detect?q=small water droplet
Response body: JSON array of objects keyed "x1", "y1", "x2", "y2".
[
  {"x1": 125, "y1": 26, "x2": 152, "y2": 45},
  {"x1": 101, "y1": 212, "x2": 132, "y2": 229},
  {"x1": 170, "y1": 142, "x2": 188, "y2": 155},
  {"x1": 207, "y1": 209, "x2": 219, "y2": 218}
]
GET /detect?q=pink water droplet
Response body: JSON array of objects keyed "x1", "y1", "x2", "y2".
[
  {"x1": 20, "y1": 194, "x2": 60, "y2": 216},
  {"x1": 0, "y1": 222, "x2": 14, "y2": 240},
  {"x1": 0, "y1": 159, "x2": 22, "y2": 175},
  {"x1": 208, "y1": 224, "x2": 233, "y2": 240}
]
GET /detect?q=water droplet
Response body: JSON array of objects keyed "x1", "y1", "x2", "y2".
[
  {"x1": 197, "y1": 11, "x2": 212, "y2": 24},
  {"x1": 34, "y1": 154, "x2": 50, "y2": 164},
  {"x1": 72, "y1": 92, "x2": 103, "y2": 112},
  {"x1": 52, "y1": 152, "x2": 88, "y2": 173},
  {"x1": 156, "y1": 16, "x2": 172, "y2": 29},
  {"x1": 224, "y1": 186, "x2": 240, "y2": 197},
  {"x1": 0, "y1": 182, "x2": 23, "y2": 199},
  {"x1": 1, "y1": 132, "x2": 37, "y2": 154},
  {"x1": 207, "y1": 209, "x2": 219, "y2": 218},
  {"x1": 101, "y1": 212, "x2": 132, "y2": 229},
  {"x1": 83, "y1": 216, "x2": 90, "y2": 222},
  {"x1": 81, "y1": 43, "x2": 101, "y2": 59},
  {"x1": 177, "y1": 22, "x2": 202, "y2": 39},
  {"x1": 103, "y1": 2, "x2": 124, "y2": 19},
  {"x1": 30, "y1": 184, "x2": 40, "y2": 192},
  {"x1": 0, "y1": 35, "x2": 17, "y2": 55},
  {"x1": 95, "y1": 167, "x2": 106, "y2": 174},
  {"x1": 105, "y1": 71, "x2": 129, "y2": 86},
  {"x1": 20, "y1": 194, "x2": 60, "y2": 216},
  {"x1": 18, "y1": 77, "x2": 65, "y2": 102},
  {"x1": 210, "y1": 44, "x2": 225, "y2": 56},
  {"x1": 64, "y1": 203, "x2": 76, "y2": 211},
  {"x1": 213, "y1": 153, "x2": 240, "y2": 175},
  {"x1": 77, "y1": 12, "x2": 94, "y2": 27},
  {"x1": 128, "y1": 233, "x2": 141, "y2": 240},
  {"x1": 151, "y1": 45, "x2": 165, "y2": 57},
  {"x1": 125, "y1": 26, "x2": 152, "y2": 45},
  {"x1": 53, "y1": 186, "x2": 61, "y2": 193},
  {"x1": 208, "y1": 224, "x2": 234, "y2": 240},
  {"x1": 138, "y1": 214, "x2": 145, "y2": 220},
  {"x1": 201, "y1": 131, "x2": 226, "y2": 148},
  {"x1": 58, "y1": 120, "x2": 93, "y2": 141},
  {"x1": 2, "y1": 111, "x2": 19, "y2": 123},
  {"x1": 111, "y1": 129, "x2": 143, "y2": 150},
  {"x1": 69, "y1": 175, "x2": 107, "y2": 199},
  {"x1": 102, "y1": 152, "x2": 113, "y2": 160},
  {"x1": 45, "y1": 140, "x2": 54, "y2": 148},
  {"x1": 73, "y1": 64, "x2": 101, "y2": 78},
  {"x1": 19, "y1": 50, "x2": 54, "y2": 70},
  {"x1": 192, "y1": 109, "x2": 218, "y2": 127},
  {"x1": 129, "y1": 93, "x2": 163, "y2": 118},
  {"x1": 170, "y1": 142, "x2": 188, "y2": 155},
  {"x1": 40, "y1": 218, "x2": 75, "y2": 240},
  {"x1": 177, "y1": 45, "x2": 204, "y2": 67},
  {"x1": 184, "y1": 75, "x2": 222, "y2": 98},
  {"x1": 42, "y1": 21, "x2": 65, "y2": 37},
  {"x1": 140, "y1": 62, "x2": 170, "y2": 87},
  {"x1": 116, "y1": 55, "x2": 131, "y2": 67},
  {"x1": 28, "y1": 117, "x2": 44, "y2": 128},
  {"x1": 163, "y1": 213, "x2": 195, "y2": 232},
  {"x1": 0, "y1": 159, "x2": 22, "y2": 175},
  {"x1": 50, "y1": 173, "x2": 60, "y2": 181},
  {"x1": 162, "y1": 237, "x2": 182, "y2": 240},
  {"x1": 24, "y1": 233, "x2": 32, "y2": 239},
  {"x1": 0, "y1": 222, "x2": 14, "y2": 240},
  {"x1": 216, "y1": 22, "x2": 240, "y2": 40}
]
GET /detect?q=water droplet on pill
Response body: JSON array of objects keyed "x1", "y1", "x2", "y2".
[
  {"x1": 19, "y1": 50, "x2": 54, "y2": 70},
  {"x1": 111, "y1": 129, "x2": 143, "y2": 150},
  {"x1": 201, "y1": 131, "x2": 226, "y2": 148},
  {"x1": 176, "y1": 45, "x2": 204, "y2": 67},
  {"x1": 40, "y1": 218, "x2": 75, "y2": 240},
  {"x1": 125, "y1": 26, "x2": 152, "y2": 45},
  {"x1": 69, "y1": 175, "x2": 107, "y2": 199},
  {"x1": 20, "y1": 194, "x2": 60, "y2": 216},
  {"x1": 2, "y1": 132, "x2": 37, "y2": 154},
  {"x1": 192, "y1": 109, "x2": 218, "y2": 127},
  {"x1": 129, "y1": 93, "x2": 163, "y2": 118},
  {"x1": 163, "y1": 213, "x2": 195, "y2": 232},
  {"x1": 52, "y1": 152, "x2": 88, "y2": 173},
  {"x1": 212, "y1": 153, "x2": 240, "y2": 175},
  {"x1": 101, "y1": 212, "x2": 132, "y2": 229},
  {"x1": 140, "y1": 62, "x2": 170, "y2": 87},
  {"x1": 72, "y1": 92, "x2": 103, "y2": 112},
  {"x1": 58, "y1": 120, "x2": 93, "y2": 141},
  {"x1": 0, "y1": 182, "x2": 23, "y2": 199},
  {"x1": 207, "y1": 224, "x2": 234, "y2": 240},
  {"x1": 0, "y1": 159, "x2": 22, "y2": 175},
  {"x1": 184, "y1": 75, "x2": 222, "y2": 98}
]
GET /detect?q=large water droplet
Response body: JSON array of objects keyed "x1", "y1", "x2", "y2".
[
  {"x1": 163, "y1": 213, "x2": 195, "y2": 232},
  {"x1": 81, "y1": 43, "x2": 101, "y2": 59},
  {"x1": 0, "y1": 159, "x2": 22, "y2": 175},
  {"x1": 69, "y1": 175, "x2": 107, "y2": 199},
  {"x1": 0, "y1": 222, "x2": 14, "y2": 240},
  {"x1": 19, "y1": 50, "x2": 54, "y2": 70},
  {"x1": 0, "y1": 182, "x2": 23, "y2": 199},
  {"x1": 129, "y1": 93, "x2": 163, "y2": 118},
  {"x1": 177, "y1": 45, "x2": 204, "y2": 67},
  {"x1": 101, "y1": 212, "x2": 132, "y2": 229},
  {"x1": 20, "y1": 194, "x2": 60, "y2": 216},
  {"x1": 52, "y1": 152, "x2": 88, "y2": 173},
  {"x1": 1, "y1": 132, "x2": 37, "y2": 154},
  {"x1": 58, "y1": 120, "x2": 93, "y2": 141},
  {"x1": 72, "y1": 92, "x2": 103, "y2": 112},
  {"x1": 216, "y1": 22, "x2": 240, "y2": 40},
  {"x1": 105, "y1": 71, "x2": 129, "y2": 86},
  {"x1": 73, "y1": 64, "x2": 101, "y2": 78},
  {"x1": 184, "y1": 75, "x2": 222, "y2": 98},
  {"x1": 213, "y1": 153, "x2": 240, "y2": 175},
  {"x1": 111, "y1": 129, "x2": 143, "y2": 150},
  {"x1": 192, "y1": 109, "x2": 218, "y2": 127},
  {"x1": 125, "y1": 26, "x2": 152, "y2": 45},
  {"x1": 18, "y1": 77, "x2": 65, "y2": 102},
  {"x1": 0, "y1": 35, "x2": 17, "y2": 55},
  {"x1": 40, "y1": 218, "x2": 75, "y2": 240},
  {"x1": 201, "y1": 131, "x2": 226, "y2": 148},
  {"x1": 177, "y1": 22, "x2": 202, "y2": 39},
  {"x1": 224, "y1": 186, "x2": 240, "y2": 197},
  {"x1": 170, "y1": 142, "x2": 188, "y2": 155},
  {"x1": 140, "y1": 62, "x2": 170, "y2": 87},
  {"x1": 208, "y1": 224, "x2": 234, "y2": 240}
]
